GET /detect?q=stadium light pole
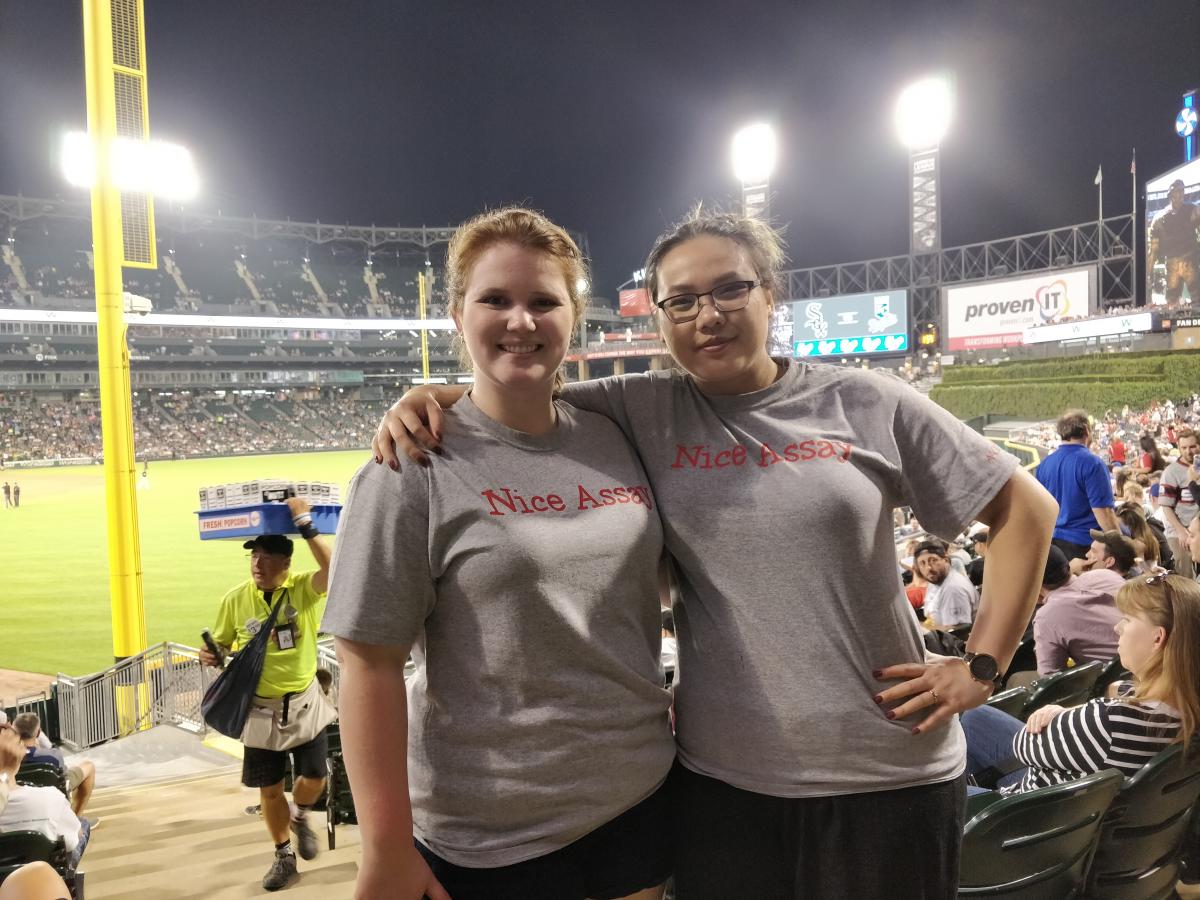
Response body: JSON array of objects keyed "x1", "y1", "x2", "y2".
[
  {"x1": 896, "y1": 75, "x2": 952, "y2": 364},
  {"x1": 732, "y1": 123, "x2": 777, "y2": 220},
  {"x1": 895, "y1": 75, "x2": 953, "y2": 253}
]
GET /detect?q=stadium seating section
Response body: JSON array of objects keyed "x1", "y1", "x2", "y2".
[
  {"x1": 3, "y1": 214, "x2": 440, "y2": 319},
  {"x1": 0, "y1": 389, "x2": 389, "y2": 462}
]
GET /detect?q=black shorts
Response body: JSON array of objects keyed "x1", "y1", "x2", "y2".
[
  {"x1": 415, "y1": 776, "x2": 672, "y2": 900},
  {"x1": 669, "y1": 760, "x2": 965, "y2": 900},
  {"x1": 241, "y1": 729, "x2": 329, "y2": 789}
]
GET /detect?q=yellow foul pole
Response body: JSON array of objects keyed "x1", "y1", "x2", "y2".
[
  {"x1": 418, "y1": 271, "x2": 431, "y2": 382},
  {"x1": 82, "y1": 0, "x2": 148, "y2": 662}
]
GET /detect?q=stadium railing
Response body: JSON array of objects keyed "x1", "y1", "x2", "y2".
[
  {"x1": 55, "y1": 642, "x2": 213, "y2": 751},
  {"x1": 50, "y1": 636, "x2": 405, "y2": 751}
]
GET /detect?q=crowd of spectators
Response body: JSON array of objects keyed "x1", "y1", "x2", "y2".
[
  {"x1": 1013, "y1": 394, "x2": 1200, "y2": 458},
  {"x1": 0, "y1": 390, "x2": 389, "y2": 463}
]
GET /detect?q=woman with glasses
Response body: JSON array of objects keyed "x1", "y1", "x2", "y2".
[
  {"x1": 961, "y1": 572, "x2": 1200, "y2": 796},
  {"x1": 372, "y1": 208, "x2": 1057, "y2": 899}
]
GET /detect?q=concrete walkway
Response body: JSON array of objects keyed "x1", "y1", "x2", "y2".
[
  {"x1": 84, "y1": 769, "x2": 361, "y2": 899},
  {"x1": 66, "y1": 725, "x2": 242, "y2": 789}
]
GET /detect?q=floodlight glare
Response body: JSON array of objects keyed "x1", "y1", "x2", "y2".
[
  {"x1": 731, "y1": 123, "x2": 778, "y2": 185},
  {"x1": 576, "y1": 277, "x2": 590, "y2": 294},
  {"x1": 894, "y1": 77, "x2": 953, "y2": 150},
  {"x1": 61, "y1": 131, "x2": 200, "y2": 200}
]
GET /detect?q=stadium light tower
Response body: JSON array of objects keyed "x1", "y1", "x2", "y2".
[
  {"x1": 732, "y1": 123, "x2": 777, "y2": 219},
  {"x1": 62, "y1": 132, "x2": 200, "y2": 200},
  {"x1": 895, "y1": 75, "x2": 953, "y2": 253}
]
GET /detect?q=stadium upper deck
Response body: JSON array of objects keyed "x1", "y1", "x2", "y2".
[{"x1": 0, "y1": 196, "x2": 647, "y2": 397}]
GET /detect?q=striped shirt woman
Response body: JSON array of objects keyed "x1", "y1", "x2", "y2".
[
  {"x1": 963, "y1": 570, "x2": 1199, "y2": 798},
  {"x1": 1007, "y1": 695, "x2": 1182, "y2": 794}
]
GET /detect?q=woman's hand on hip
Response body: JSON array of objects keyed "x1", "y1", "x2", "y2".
[{"x1": 873, "y1": 653, "x2": 994, "y2": 735}]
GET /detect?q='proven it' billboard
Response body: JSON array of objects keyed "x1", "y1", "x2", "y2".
[{"x1": 942, "y1": 266, "x2": 1096, "y2": 351}]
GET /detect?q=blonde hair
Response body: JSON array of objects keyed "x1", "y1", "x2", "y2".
[
  {"x1": 1115, "y1": 574, "x2": 1200, "y2": 752},
  {"x1": 1123, "y1": 482, "x2": 1145, "y2": 503},
  {"x1": 444, "y1": 207, "x2": 589, "y2": 394}
]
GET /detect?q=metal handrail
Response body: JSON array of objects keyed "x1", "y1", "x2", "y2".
[
  {"x1": 55, "y1": 641, "x2": 214, "y2": 751},
  {"x1": 52, "y1": 636, "x2": 403, "y2": 751}
]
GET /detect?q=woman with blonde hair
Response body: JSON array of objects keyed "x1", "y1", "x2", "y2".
[
  {"x1": 324, "y1": 208, "x2": 674, "y2": 900},
  {"x1": 962, "y1": 572, "x2": 1200, "y2": 795}
]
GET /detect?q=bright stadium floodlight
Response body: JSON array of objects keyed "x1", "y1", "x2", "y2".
[
  {"x1": 731, "y1": 123, "x2": 777, "y2": 186},
  {"x1": 61, "y1": 131, "x2": 200, "y2": 200},
  {"x1": 576, "y1": 277, "x2": 590, "y2": 295},
  {"x1": 894, "y1": 77, "x2": 953, "y2": 150}
]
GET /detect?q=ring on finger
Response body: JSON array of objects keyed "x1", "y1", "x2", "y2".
[{"x1": 929, "y1": 689, "x2": 941, "y2": 705}]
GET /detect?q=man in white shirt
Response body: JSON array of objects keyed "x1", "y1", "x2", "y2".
[
  {"x1": 0, "y1": 724, "x2": 89, "y2": 869},
  {"x1": 913, "y1": 540, "x2": 977, "y2": 628}
]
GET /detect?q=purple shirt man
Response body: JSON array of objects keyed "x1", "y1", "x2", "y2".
[{"x1": 1033, "y1": 568, "x2": 1126, "y2": 675}]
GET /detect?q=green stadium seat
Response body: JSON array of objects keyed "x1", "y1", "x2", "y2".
[
  {"x1": 986, "y1": 686, "x2": 1031, "y2": 719},
  {"x1": 324, "y1": 722, "x2": 357, "y2": 850},
  {"x1": 1085, "y1": 744, "x2": 1200, "y2": 900},
  {"x1": 0, "y1": 831, "x2": 80, "y2": 899},
  {"x1": 16, "y1": 763, "x2": 68, "y2": 797},
  {"x1": 959, "y1": 768, "x2": 1122, "y2": 898},
  {"x1": 1021, "y1": 660, "x2": 1105, "y2": 719},
  {"x1": 1090, "y1": 657, "x2": 1131, "y2": 700}
]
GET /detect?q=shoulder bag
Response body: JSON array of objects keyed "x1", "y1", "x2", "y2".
[{"x1": 201, "y1": 592, "x2": 286, "y2": 739}]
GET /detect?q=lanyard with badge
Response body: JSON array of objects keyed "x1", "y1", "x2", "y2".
[{"x1": 246, "y1": 589, "x2": 300, "y2": 650}]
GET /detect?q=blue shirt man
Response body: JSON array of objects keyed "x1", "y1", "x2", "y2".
[{"x1": 1035, "y1": 410, "x2": 1120, "y2": 558}]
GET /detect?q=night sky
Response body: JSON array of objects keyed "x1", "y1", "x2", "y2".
[{"x1": 2, "y1": 1, "x2": 1197, "y2": 301}]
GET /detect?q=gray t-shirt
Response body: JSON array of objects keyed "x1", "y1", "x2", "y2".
[
  {"x1": 321, "y1": 395, "x2": 674, "y2": 867},
  {"x1": 563, "y1": 360, "x2": 1018, "y2": 797}
]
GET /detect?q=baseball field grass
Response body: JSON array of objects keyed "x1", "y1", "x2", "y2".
[{"x1": 2, "y1": 450, "x2": 371, "y2": 677}]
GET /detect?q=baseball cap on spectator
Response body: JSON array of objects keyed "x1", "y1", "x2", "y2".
[
  {"x1": 1043, "y1": 546, "x2": 1071, "y2": 588},
  {"x1": 1088, "y1": 529, "x2": 1138, "y2": 573},
  {"x1": 242, "y1": 534, "x2": 294, "y2": 557},
  {"x1": 969, "y1": 528, "x2": 989, "y2": 545},
  {"x1": 913, "y1": 540, "x2": 947, "y2": 561}
]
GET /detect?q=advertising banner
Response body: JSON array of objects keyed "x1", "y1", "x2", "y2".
[
  {"x1": 942, "y1": 266, "x2": 1096, "y2": 351},
  {"x1": 619, "y1": 288, "x2": 652, "y2": 317},
  {"x1": 786, "y1": 289, "x2": 909, "y2": 357},
  {"x1": 1023, "y1": 311, "x2": 1153, "y2": 344}
]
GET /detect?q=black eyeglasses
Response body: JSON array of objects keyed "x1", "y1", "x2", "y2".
[{"x1": 655, "y1": 280, "x2": 760, "y2": 323}]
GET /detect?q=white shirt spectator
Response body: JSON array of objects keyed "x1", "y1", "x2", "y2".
[{"x1": 0, "y1": 785, "x2": 81, "y2": 852}]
